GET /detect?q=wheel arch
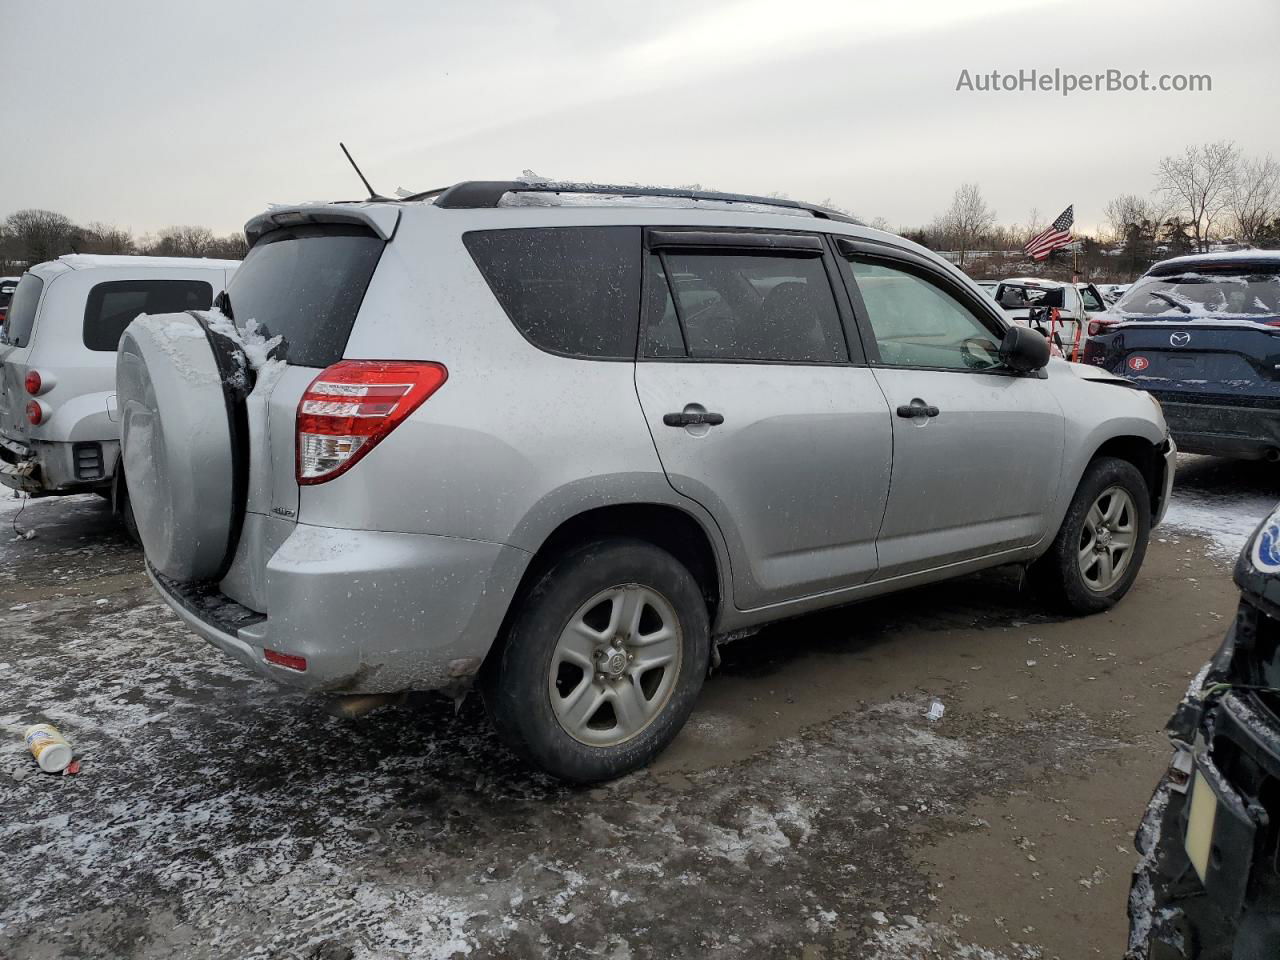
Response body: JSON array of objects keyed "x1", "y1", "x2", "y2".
[
  {"x1": 484, "y1": 502, "x2": 728, "y2": 671},
  {"x1": 1087, "y1": 433, "x2": 1169, "y2": 518}
]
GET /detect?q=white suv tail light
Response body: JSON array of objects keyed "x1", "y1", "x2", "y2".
[{"x1": 296, "y1": 360, "x2": 448, "y2": 485}]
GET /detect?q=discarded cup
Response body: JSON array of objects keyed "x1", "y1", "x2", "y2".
[
  {"x1": 926, "y1": 700, "x2": 945, "y2": 722},
  {"x1": 24, "y1": 723, "x2": 72, "y2": 773}
]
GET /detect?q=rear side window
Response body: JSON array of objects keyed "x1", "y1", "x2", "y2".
[
  {"x1": 0, "y1": 284, "x2": 15, "y2": 309},
  {"x1": 224, "y1": 224, "x2": 385, "y2": 368},
  {"x1": 83, "y1": 280, "x2": 214, "y2": 351},
  {"x1": 644, "y1": 251, "x2": 847, "y2": 363},
  {"x1": 1079, "y1": 286, "x2": 1105, "y2": 311},
  {"x1": 464, "y1": 227, "x2": 641, "y2": 359},
  {"x1": 2, "y1": 274, "x2": 44, "y2": 347}
]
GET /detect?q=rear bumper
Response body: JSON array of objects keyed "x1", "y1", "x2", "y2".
[
  {"x1": 0, "y1": 433, "x2": 117, "y2": 494},
  {"x1": 149, "y1": 522, "x2": 530, "y2": 694},
  {"x1": 1154, "y1": 396, "x2": 1280, "y2": 459}
]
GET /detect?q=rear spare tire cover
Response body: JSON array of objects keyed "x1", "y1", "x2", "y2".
[{"x1": 117, "y1": 312, "x2": 247, "y2": 581}]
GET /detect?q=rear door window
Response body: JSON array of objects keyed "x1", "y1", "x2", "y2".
[
  {"x1": 83, "y1": 279, "x2": 214, "y2": 351},
  {"x1": 464, "y1": 227, "x2": 641, "y2": 359},
  {"x1": 1079, "y1": 286, "x2": 1105, "y2": 311},
  {"x1": 224, "y1": 224, "x2": 385, "y2": 368},
  {"x1": 2, "y1": 274, "x2": 44, "y2": 347},
  {"x1": 644, "y1": 250, "x2": 848, "y2": 363}
]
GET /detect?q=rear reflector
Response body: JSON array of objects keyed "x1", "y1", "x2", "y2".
[
  {"x1": 296, "y1": 360, "x2": 448, "y2": 484},
  {"x1": 264, "y1": 648, "x2": 308, "y2": 672}
]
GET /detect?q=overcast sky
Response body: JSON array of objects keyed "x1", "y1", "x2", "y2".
[{"x1": 4, "y1": 0, "x2": 1277, "y2": 237}]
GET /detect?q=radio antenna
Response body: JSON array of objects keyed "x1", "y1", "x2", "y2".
[{"x1": 340, "y1": 142, "x2": 382, "y2": 200}]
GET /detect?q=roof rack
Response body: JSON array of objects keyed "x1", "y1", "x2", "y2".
[{"x1": 421, "y1": 180, "x2": 861, "y2": 224}]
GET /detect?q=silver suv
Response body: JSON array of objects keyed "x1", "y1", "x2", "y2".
[{"x1": 117, "y1": 182, "x2": 1176, "y2": 782}]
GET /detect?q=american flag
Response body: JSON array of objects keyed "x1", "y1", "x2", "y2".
[{"x1": 1024, "y1": 205, "x2": 1074, "y2": 261}]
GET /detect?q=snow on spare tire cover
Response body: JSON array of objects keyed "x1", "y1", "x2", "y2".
[{"x1": 117, "y1": 312, "x2": 246, "y2": 581}]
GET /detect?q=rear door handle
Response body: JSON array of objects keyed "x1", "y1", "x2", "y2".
[
  {"x1": 896, "y1": 399, "x2": 940, "y2": 419},
  {"x1": 663, "y1": 411, "x2": 725, "y2": 427}
]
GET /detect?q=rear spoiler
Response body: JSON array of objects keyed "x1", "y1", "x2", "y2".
[{"x1": 243, "y1": 204, "x2": 401, "y2": 246}]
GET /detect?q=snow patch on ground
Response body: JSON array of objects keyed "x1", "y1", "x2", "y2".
[
  {"x1": 1163, "y1": 485, "x2": 1274, "y2": 559},
  {"x1": 865, "y1": 914, "x2": 1042, "y2": 959}
]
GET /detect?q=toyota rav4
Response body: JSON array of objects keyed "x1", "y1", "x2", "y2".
[{"x1": 116, "y1": 181, "x2": 1176, "y2": 782}]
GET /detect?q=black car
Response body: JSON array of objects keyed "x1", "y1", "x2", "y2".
[
  {"x1": 1128, "y1": 504, "x2": 1280, "y2": 959},
  {"x1": 1082, "y1": 252, "x2": 1280, "y2": 461}
]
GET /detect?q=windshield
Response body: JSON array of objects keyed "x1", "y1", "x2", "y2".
[
  {"x1": 996, "y1": 284, "x2": 1063, "y2": 309},
  {"x1": 1115, "y1": 269, "x2": 1280, "y2": 318}
]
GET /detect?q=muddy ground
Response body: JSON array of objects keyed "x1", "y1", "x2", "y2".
[{"x1": 1, "y1": 455, "x2": 1275, "y2": 960}]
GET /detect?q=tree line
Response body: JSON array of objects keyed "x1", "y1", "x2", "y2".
[
  {"x1": 1, "y1": 209, "x2": 247, "y2": 272},
  {"x1": 895, "y1": 140, "x2": 1280, "y2": 275}
]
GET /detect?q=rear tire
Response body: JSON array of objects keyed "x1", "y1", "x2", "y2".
[
  {"x1": 1031, "y1": 456, "x2": 1151, "y2": 614},
  {"x1": 115, "y1": 474, "x2": 140, "y2": 546},
  {"x1": 481, "y1": 539, "x2": 710, "y2": 783}
]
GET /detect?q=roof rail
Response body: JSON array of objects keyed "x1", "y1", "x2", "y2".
[{"x1": 424, "y1": 180, "x2": 862, "y2": 224}]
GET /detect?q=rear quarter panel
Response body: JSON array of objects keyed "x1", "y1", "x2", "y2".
[{"x1": 300, "y1": 209, "x2": 721, "y2": 561}]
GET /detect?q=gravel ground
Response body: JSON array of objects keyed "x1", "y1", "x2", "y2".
[{"x1": 0, "y1": 455, "x2": 1275, "y2": 959}]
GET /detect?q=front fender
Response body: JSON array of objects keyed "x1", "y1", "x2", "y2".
[{"x1": 1039, "y1": 363, "x2": 1170, "y2": 550}]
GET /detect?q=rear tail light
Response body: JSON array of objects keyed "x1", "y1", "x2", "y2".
[
  {"x1": 1088, "y1": 317, "x2": 1121, "y2": 337},
  {"x1": 25, "y1": 399, "x2": 45, "y2": 426},
  {"x1": 24, "y1": 370, "x2": 42, "y2": 394},
  {"x1": 296, "y1": 360, "x2": 448, "y2": 484}
]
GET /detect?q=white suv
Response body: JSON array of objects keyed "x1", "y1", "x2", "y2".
[{"x1": 1, "y1": 255, "x2": 237, "y2": 530}]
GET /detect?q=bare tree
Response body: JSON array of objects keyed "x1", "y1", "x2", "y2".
[
  {"x1": 1228, "y1": 155, "x2": 1280, "y2": 246},
  {"x1": 867, "y1": 216, "x2": 892, "y2": 233},
  {"x1": 206, "y1": 233, "x2": 249, "y2": 260},
  {"x1": 143, "y1": 225, "x2": 217, "y2": 257},
  {"x1": 943, "y1": 183, "x2": 996, "y2": 266},
  {"x1": 3, "y1": 208, "x2": 79, "y2": 263},
  {"x1": 1103, "y1": 194, "x2": 1160, "y2": 245},
  {"x1": 1013, "y1": 207, "x2": 1046, "y2": 250},
  {"x1": 1155, "y1": 141, "x2": 1240, "y2": 252},
  {"x1": 81, "y1": 222, "x2": 135, "y2": 255}
]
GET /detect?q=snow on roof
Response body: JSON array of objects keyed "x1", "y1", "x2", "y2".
[
  {"x1": 56, "y1": 254, "x2": 240, "y2": 270},
  {"x1": 1151, "y1": 249, "x2": 1280, "y2": 272},
  {"x1": 1000, "y1": 276, "x2": 1067, "y2": 287}
]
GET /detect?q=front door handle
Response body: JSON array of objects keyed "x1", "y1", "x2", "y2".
[
  {"x1": 896, "y1": 399, "x2": 940, "y2": 419},
  {"x1": 663, "y1": 411, "x2": 725, "y2": 427}
]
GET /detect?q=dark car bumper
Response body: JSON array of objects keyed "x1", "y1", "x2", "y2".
[
  {"x1": 1128, "y1": 608, "x2": 1280, "y2": 958},
  {"x1": 1148, "y1": 393, "x2": 1280, "y2": 459}
]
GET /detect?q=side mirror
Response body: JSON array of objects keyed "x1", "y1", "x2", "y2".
[{"x1": 999, "y1": 325, "x2": 1051, "y2": 373}]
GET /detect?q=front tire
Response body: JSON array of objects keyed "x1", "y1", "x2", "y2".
[
  {"x1": 1031, "y1": 456, "x2": 1151, "y2": 614},
  {"x1": 481, "y1": 539, "x2": 710, "y2": 783}
]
